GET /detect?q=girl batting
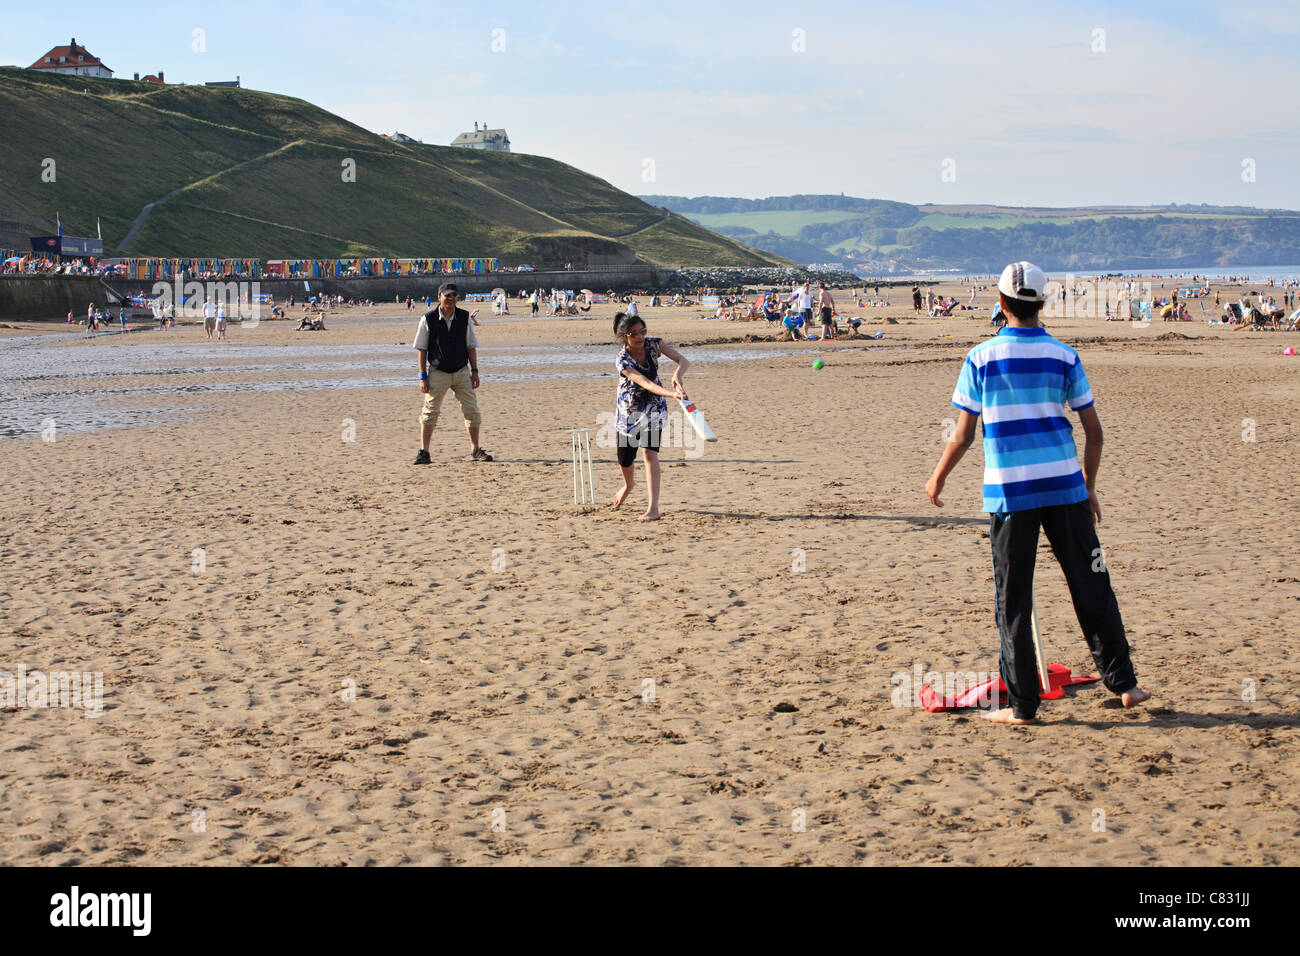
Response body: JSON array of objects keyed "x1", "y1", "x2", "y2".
[{"x1": 611, "y1": 312, "x2": 690, "y2": 521}]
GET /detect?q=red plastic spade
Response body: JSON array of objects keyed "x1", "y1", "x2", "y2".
[{"x1": 919, "y1": 664, "x2": 1100, "y2": 713}]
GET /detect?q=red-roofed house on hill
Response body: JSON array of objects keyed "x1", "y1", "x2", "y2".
[{"x1": 28, "y1": 38, "x2": 113, "y2": 78}]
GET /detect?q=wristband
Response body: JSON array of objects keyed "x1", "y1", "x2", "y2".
[
  {"x1": 419, "y1": 371, "x2": 428, "y2": 380},
  {"x1": 470, "y1": 366, "x2": 478, "y2": 373}
]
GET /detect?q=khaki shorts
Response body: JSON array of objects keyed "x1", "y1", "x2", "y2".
[{"x1": 420, "y1": 365, "x2": 481, "y2": 428}]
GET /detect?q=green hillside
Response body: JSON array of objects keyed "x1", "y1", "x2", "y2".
[
  {"x1": 0, "y1": 68, "x2": 783, "y2": 268},
  {"x1": 645, "y1": 194, "x2": 1300, "y2": 271}
]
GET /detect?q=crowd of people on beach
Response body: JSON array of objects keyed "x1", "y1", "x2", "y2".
[{"x1": 2, "y1": 254, "x2": 117, "y2": 277}]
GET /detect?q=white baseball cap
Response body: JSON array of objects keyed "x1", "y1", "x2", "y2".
[{"x1": 997, "y1": 261, "x2": 1047, "y2": 302}]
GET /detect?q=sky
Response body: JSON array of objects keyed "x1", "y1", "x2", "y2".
[{"x1": 7, "y1": 0, "x2": 1300, "y2": 208}]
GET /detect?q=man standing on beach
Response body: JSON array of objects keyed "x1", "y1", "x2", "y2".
[
  {"x1": 203, "y1": 299, "x2": 216, "y2": 340},
  {"x1": 925, "y1": 260, "x2": 1149, "y2": 724},
  {"x1": 413, "y1": 283, "x2": 493, "y2": 464},
  {"x1": 816, "y1": 284, "x2": 836, "y2": 338}
]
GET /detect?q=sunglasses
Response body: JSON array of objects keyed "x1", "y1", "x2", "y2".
[{"x1": 626, "y1": 327, "x2": 646, "y2": 337}]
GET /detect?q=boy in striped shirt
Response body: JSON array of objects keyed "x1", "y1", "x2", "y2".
[{"x1": 926, "y1": 261, "x2": 1150, "y2": 724}]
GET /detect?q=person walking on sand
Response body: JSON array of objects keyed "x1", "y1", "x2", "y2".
[
  {"x1": 610, "y1": 312, "x2": 690, "y2": 521},
  {"x1": 216, "y1": 303, "x2": 227, "y2": 341},
  {"x1": 203, "y1": 299, "x2": 216, "y2": 340},
  {"x1": 925, "y1": 261, "x2": 1150, "y2": 725},
  {"x1": 412, "y1": 282, "x2": 493, "y2": 464}
]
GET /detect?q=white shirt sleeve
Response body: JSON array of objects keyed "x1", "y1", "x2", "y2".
[{"x1": 466, "y1": 315, "x2": 478, "y2": 351}]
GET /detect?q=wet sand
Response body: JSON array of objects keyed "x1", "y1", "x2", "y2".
[{"x1": 2, "y1": 280, "x2": 1299, "y2": 865}]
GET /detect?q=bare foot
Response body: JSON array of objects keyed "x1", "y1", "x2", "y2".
[
  {"x1": 611, "y1": 485, "x2": 633, "y2": 510},
  {"x1": 1122, "y1": 687, "x2": 1151, "y2": 708},
  {"x1": 638, "y1": 510, "x2": 660, "y2": 522},
  {"x1": 984, "y1": 708, "x2": 1035, "y2": 725}
]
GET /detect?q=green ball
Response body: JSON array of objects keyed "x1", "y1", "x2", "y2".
[{"x1": 811, "y1": 358, "x2": 824, "y2": 370}]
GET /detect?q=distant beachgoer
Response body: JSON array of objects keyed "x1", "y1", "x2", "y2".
[
  {"x1": 817, "y1": 284, "x2": 836, "y2": 339},
  {"x1": 610, "y1": 312, "x2": 689, "y2": 522},
  {"x1": 912, "y1": 285, "x2": 922, "y2": 311},
  {"x1": 781, "y1": 311, "x2": 806, "y2": 341},
  {"x1": 530, "y1": 289, "x2": 539, "y2": 315},
  {"x1": 216, "y1": 304, "x2": 227, "y2": 340},
  {"x1": 203, "y1": 300, "x2": 216, "y2": 339}
]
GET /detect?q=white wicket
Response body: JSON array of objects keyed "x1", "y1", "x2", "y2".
[{"x1": 568, "y1": 428, "x2": 596, "y2": 505}]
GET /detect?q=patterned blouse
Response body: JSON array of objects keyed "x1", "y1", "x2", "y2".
[{"x1": 616, "y1": 336, "x2": 668, "y2": 436}]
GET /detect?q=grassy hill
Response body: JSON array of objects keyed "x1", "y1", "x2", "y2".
[
  {"x1": 0, "y1": 68, "x2": 783, "y2": 268},
  {"x1": 646, "y1": 194, "x2": 1300, "y2": 271}
]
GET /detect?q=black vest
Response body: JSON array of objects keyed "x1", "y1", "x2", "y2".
[{"x1": 422, "y1": 307, "x2": 470, "y2": 373}]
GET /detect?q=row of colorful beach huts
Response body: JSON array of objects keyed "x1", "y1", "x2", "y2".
[{"x1": 94, "y1": 257, "x2": 502, "y2": 281}]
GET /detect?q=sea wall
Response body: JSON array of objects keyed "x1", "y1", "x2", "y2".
[{"x1": 0, "y1": 275, "x2": 112, "y2": 320}]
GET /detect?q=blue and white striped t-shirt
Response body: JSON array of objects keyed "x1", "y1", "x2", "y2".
[{"x1": 951, "y1": 326, "x2": 1093, "y2": 514}]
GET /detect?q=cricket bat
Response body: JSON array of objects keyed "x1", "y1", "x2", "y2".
[
  {"x1": 1030, "y1": 598, "x2": 1051, "y2": 693},
  {"x1": 678, "y1": 397, "x2": 718, "y2": 442}
]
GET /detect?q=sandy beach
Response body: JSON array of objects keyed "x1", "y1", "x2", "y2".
[{"x1": 2, "y1": 279, "x2": 1299, "y2": 865}]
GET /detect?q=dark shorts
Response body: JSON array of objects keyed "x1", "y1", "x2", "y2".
[
  {"x1": 617, "y1": 428, "x2": 660, "y2": 467},
  {"x1": 820, "y1": 306, "x2": 833, "y2": 323}
]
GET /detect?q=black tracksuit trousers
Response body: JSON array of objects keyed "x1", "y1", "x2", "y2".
[{"x1": 990, "y1": 501, "x2": 1138, "y2": 719}]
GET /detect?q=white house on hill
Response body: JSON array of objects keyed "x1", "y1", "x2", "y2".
[
  {"x1": 451, "y1": 122, "x2": 510, "y2": 152},
  {"x1": 28, "y1": 38, "x2": 113, "y2": 78}
]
